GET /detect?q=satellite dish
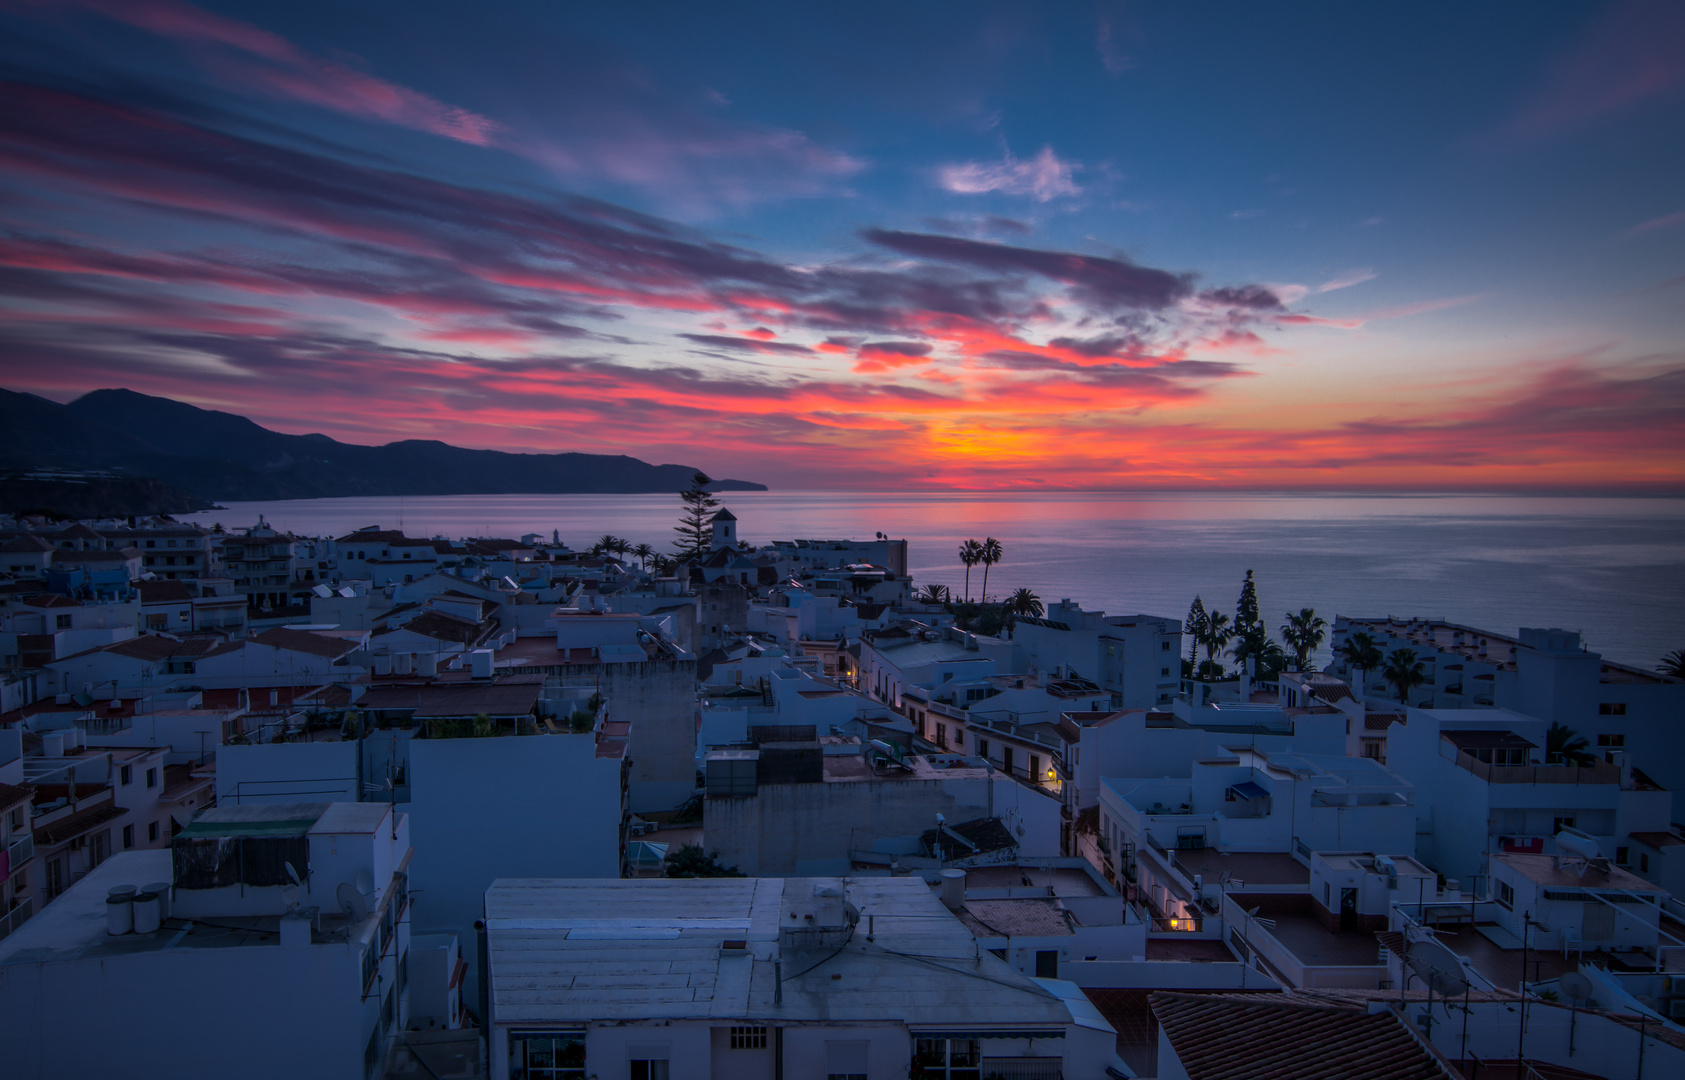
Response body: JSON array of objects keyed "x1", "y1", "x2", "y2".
[
  {"x1": 284, "y1": 862, "x2": 302, "y2": 885},
  {"x1": 354, "y1": 869, "x2": 375, "y2": 897},
  {"x1": 1407, "y1": 938, "x2": 1470, "y2": 998},
  {"x1": 337, "y1": 882, "x2": 370, "y2": 922},
  {"x1": 1560, "y1": 972, "x2": 1594, "y2": 1003}
]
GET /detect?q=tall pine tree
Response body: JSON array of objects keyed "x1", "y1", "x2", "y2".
[
  {"x1": 1185, "y1": 595, "x2": 1209, "y2": 667},
  {"x1": 673, "y1": 472, "x2": 719, "y2": 563}
]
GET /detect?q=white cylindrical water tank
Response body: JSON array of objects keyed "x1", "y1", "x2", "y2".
[
  {"x1": 940, "y1": 868, "x2": 966, "y2": 911},
  {"x1": 395, "y1": 652, "x2": 413, "y2": 675},
  {"x1": 131, "y1": 891, "x2": 162, "y2": 934},
  {"x1": 142, "y1": 882, "x2": 171, "y2": 921},
  {"x1": 105, "y1": 894, "x2": 133, "y2": 935},
  {"x1": 374, "y1": 654, "x2": 393, "y2": 676}
]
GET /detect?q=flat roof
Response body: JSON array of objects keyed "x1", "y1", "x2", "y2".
[
  {"x1": 1493, "y1": 852, "x2": 1663, "y2": 892},
  {"x1": 484, "y1": 876, "x2": 1075, "y2": 1028},
  {"x1": 177, "y1": 802, "x2": 328, "y2": 839}
]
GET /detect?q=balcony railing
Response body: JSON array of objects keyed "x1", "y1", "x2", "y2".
[
  {"x1": 0, "y1": 897, "x2": 33, "y2": 941},
  {"x1": 1451, "y1": 749, "x2": 1621, "y2": 786},
  {"x1": 979, "y1": 1058, "x2": 1062, "y2": 1080},
  {"x1": 6, "y1": 832, "x2": 34, "y2": 867}
]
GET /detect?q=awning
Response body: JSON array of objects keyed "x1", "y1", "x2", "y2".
[{"x1": 1228, "y1": 781, "x2": 1270, "y2": 800}]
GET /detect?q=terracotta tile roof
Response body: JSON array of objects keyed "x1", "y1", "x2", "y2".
[
  {"x1": 34, "y1": 801, "x2": 126, "y2": 846},
  {"x1": 104, "y1": 635, "x2": 188, "y2": 662},
  {"x1": 1149, "y1": 991, "x2": 1457, "y2": 1080},
  {"x1": 251, "y1": 626, "x2": 359, "y2": 659},
  {"x1": 0, "y1": 781, "x2": 35, "y2": 812},
  {"x1": 1, "y1": 533, "x2": 54, "y2": 553},
  {"x1": 137, "y1": 580, "x2": 194, "y2": 603},
  {"x1": 21, "y1": 593, "x2": 79, "y2": 609},
  {"x1": 373, "y1": 610, "x2": 496, "y2": 645}
]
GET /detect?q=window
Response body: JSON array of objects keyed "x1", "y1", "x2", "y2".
[
  {"x1": 628, "y1": 1056, "x2": 670, "y2": 1079},
  {"x1": 1036, "y1": 949, "x2": 1059, "y2": 978},
  {"x1": 7, "y1": 808, "x2": 19, "y2": 830},
  {"x1": 122, "y1": 824, "x2": 134, "y2": 849},
  {"x1": 913, "y1": 1038, "x2": 979, "y2": 1080},
  {"x1": 119, "y1": 765, "x2": 132, "y2": 785},
  {"x1": 145, "y1": 614, "x2": 167, "y2": 630},
  {"x1": 1617, "y1": 846, "x2": 1630, "y2": 865},
  {"x1": 729, "y1": 1027, "x2": 767, "y2": 1050},
  {"x1": 976, "y1": 737, "x2": 989, "y2": 759},
  {"x1": 1597, "y1": 733, "x2": 1625, "y2": 747},
  {"x1": 1161, "y1": 640, "x2": 1171, "y2": 651},
  {"x1": 825, "y1": 1040, "x2": 869, "y2": 1080},
  {"x1": 55, "y1": 614, "x2": 72, "y2": 630},
  {"x1": 1553, "y1": 816, "x2": 1576, "y2": 834},
  {"x1": 1496, "y1": 880, "x2": 1514, "y2": 909},
  {"x1": 514, "y1": 1033, "x2": 586, "y2": 1078},
  {"x1": 147, "y1": 821, "x2": 159, "y2": 842},
  {"x1": 1641, "y1": 853, "x2": 1651, "y2": 874},
  {"x1": 1599, "y1": 703, "x2": 1627, "y2": 716},
  {"x1": 145, "y1": 768, "x2": 158, "y2": 788},
  {"x1": 935, "y1": 723, "x2": 946, "y2": 748},
  {"x1": 1161, "y1": 667, "x2": 1170, "y2": 676}
]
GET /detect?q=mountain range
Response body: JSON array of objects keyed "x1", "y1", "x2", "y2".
[{"x1": 0, "y1": 388, "x2": 765, "y2": 506}]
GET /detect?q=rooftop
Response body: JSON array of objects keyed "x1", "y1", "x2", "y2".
[
  {"x1": 1150, "y1": 991, "x2": 1456, "y2": 1080},
  {"x1": 483, "y1": 876, "x2": 1082, "y2": 1028}
]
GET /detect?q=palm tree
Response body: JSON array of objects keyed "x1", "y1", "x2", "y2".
[
  {"x1": 1381, "y1": 648, "x2": 1427, "y2": 704},
  {"x1": 632, "y1": 542, "x2": 654, "y2": 570},
  {"x1": 593, "y1": 534, "x2": 623, "y2": 557},
  {"x1": 916, "y1": 583, "x2": 950, "y2": 605},
  {"x1": 1546, "y1": 721, "x2": 1596, "y2": 766},
  {"x1": 1337, "y1": 631, "x2": 1384, "y2": 692},
  {"x1": 958, "y1": 539, "x2": 982, "y2": 602},
  {"x1": 1007, "y1": 588, "x2": 1044, "y2": 617},
  {"x1": 978, "y1": 537, "x2": 1003, "y2": 603},
  {"x1": 1200, "y1": 611, "x2": 1233, "y2": 679},
  {"x1": 1280, "y1": 608, "x2": 1329, "y2": 671},
  {"x1": 1660, "y1": 649, "x2": 1685, "y2": 679}
]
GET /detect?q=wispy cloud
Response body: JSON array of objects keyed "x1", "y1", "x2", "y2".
[
  {"x1": 1498, "y1": 0, "x2": 1685, "y2": 143},
  {"x1": 937, "y1": 146, "x2": 1083, "y2": 202},
  {"x1": 57, "y1": 0, "x2": 500, "y2": 144},
  {"x1": 1625, "y1": 210, "x2": 1685, "y2": 236}
]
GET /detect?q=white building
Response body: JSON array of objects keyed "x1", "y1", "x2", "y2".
[
  {"x1": 482, "y1": 875, "x2": 1124, "y2": 1080},
  {"x1": 1012, "y1": 601, "x2": 1184, "y2": 709},
  {"x1": 0, "y1": 800, "x2": 411, "y2": 1080}
]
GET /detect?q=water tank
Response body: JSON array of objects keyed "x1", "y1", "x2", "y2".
[
  {"x1": 395, "y1": 652, "x2": 413, "y2": 675},
  {"x1": 105, "y1": 892, "x2": 133, "y2": 936},
  {"x1": 131, "y1": 891, "x2": 162, "y2": 934},
  {"x1": 373, "y1": 654, "x2": 393, "y2": 676},
  {"x1": 416, "y1": 653, "x2": 438, "y2": 676},
  {"x1": 470, "y1": 648, "x2": 494, "y2": 680},
  {"x1": 940, "y1": 868, "x2": 966, "y2": 911},
  {"x1": 142, "y1": 882, "x2": 171, "y2": 920},
  {"x1": 1556, "y1": 832, "x2": 1602, "y2": 862}
]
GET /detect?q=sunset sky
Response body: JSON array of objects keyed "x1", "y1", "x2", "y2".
[{"x1": 0, "y1": 1, "x2": 1681, "y2": 490}]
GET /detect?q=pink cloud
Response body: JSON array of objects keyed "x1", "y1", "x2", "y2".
[
  {"x1": 67, "y1": 0, "x2": 499, "y2": 144},
  {"x1": 1501, "y1": 0, "x2": 1685, "y2": 142},
  {"x1": 1625, "y1": 210, "x2": 1685, "y2": 236},
  {"x1": 938, "y1": 147, "x2": 1083, "y2": 202}
]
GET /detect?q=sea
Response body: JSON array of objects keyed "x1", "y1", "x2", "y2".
[{"x1": 180, "y1": 492, "x2": 1685, "y2": 671}]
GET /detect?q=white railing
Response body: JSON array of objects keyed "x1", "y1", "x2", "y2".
[
  {"x1": 6, "y1": 833, "x2": 34, "y2": 868},
  {"x1": 0, "y1": 897, "x2": 33, "y2": 941}
]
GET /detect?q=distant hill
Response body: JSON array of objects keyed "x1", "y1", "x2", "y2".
[{"x1": 0, "y1": 388, "x2": 766, "y2": 502}]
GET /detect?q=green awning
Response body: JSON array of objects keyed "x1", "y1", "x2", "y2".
[{"x1": 176, "y1": 817, "x2": 318, "y2": 839}]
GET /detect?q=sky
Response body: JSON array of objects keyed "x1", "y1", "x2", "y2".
[{"x1": 0, "y1": 1, "x2": 1681, "y2": 491}]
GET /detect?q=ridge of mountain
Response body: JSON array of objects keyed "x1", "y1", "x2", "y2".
[{"x1": 0, "y1": 388, "x2": 766, "y2": 501}]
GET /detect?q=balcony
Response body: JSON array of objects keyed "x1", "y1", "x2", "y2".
[
  {"x1": 6, "y1": 832, "x2": 35, "y2": 868},
  {"x1": 1450, "y1": 749, "x2": 1621, "y2": 786},
  {"x1": 0, "y1": 897, "x2": 32, "y2": 942}
]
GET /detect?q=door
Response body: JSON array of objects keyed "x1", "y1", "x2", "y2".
[
  {"x1": 1340, "y1": 888, "x2": 1359, "y2": 931},
  {"x1": 1582, "y1": 902, "x2": 1616, "y2": 942},
  {"x1": 1035, "y1": 950, "x2": 1059, "y2": 978}
]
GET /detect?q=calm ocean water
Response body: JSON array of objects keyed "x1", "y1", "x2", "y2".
[{"x1": 181, "y1": 492, "x2": 1685, "y2": 670}]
